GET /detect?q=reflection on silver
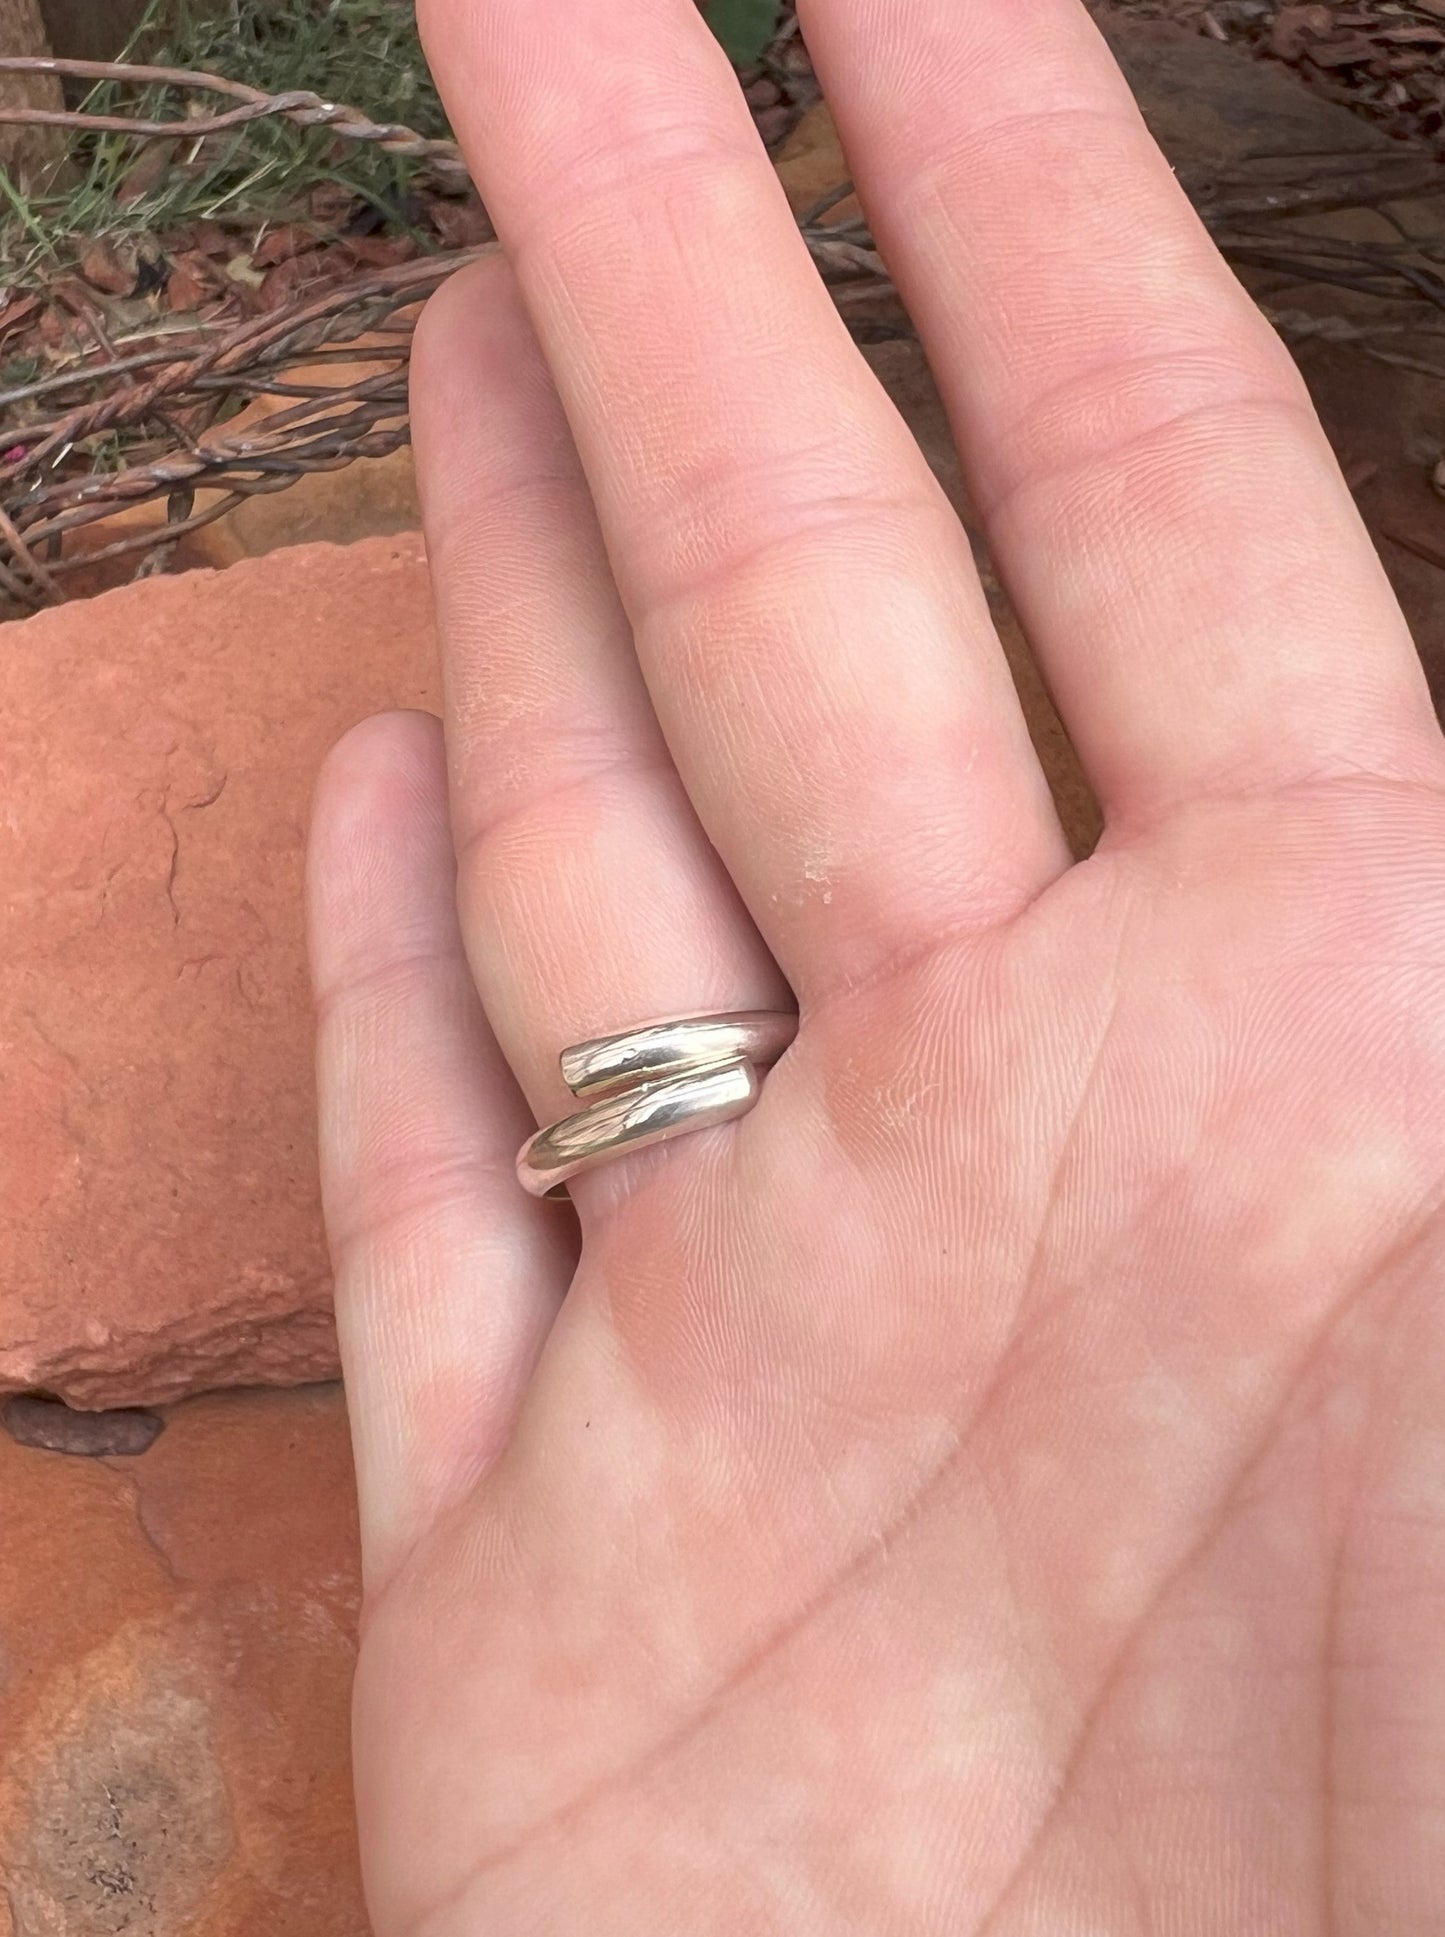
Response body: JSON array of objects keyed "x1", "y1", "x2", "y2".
[{"x1": 516, "y1": 1010, "x2": 797, "y2": 1199}]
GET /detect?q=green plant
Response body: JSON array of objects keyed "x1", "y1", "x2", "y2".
[
  {"x1": 0, "y1": 0, "x2": 785, "y2": 298},
  {"x1": 0, "y1": 0, "x2": 453, "y2": 291},
  {"x1": 706, "y1": 0, "x2": 782, "y2": 65}
]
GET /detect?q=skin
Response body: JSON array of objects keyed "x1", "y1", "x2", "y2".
[{"x1": 304, "y1": 2, "x2": 1445, "y2": 1930}]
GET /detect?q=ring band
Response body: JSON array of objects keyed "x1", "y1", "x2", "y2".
[{"x1": 516, "y1": 1010, "x2": 797, "y2": 1199}]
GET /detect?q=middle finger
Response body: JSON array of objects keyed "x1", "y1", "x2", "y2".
[
  {"x1": 418, "y1": 0, "x2": 1070, "y2": 1000},
  {"x1": 411, "y1": 256, "x2": 786, "y2": 1124}
]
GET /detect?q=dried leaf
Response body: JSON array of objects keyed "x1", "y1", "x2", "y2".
[
  {"x1": 79, "y1": 235, "x2": 138, "y2": 298},
  {"x1": 1304, "y1": 34, "x2": 1379, "y2": 66},
  {"x1": 165, "y1": 254, "x2": 215, "y2": 315},
  {"x1": 116, "y1": 139, "x2": 178, "y2": 207},
  {"x1": 306, "y1": 181, "x2": 360, "y2": 227},
  {"x1": 253, "y1": 223, "x2": 324, "y2": 268},
  {"x1": 257, "y1": 257, "x2": 306, "y2": 312},
  {"x1": 187, "y1": 218, "x2": 232, "y2": 259},
  {"x1": 428, "y1": 198, "x2": 493, "y2": 248},
  {"x1": 1271, "y1": 4, "x2": 1334, "y2": 61},
  {"x1": 340, "y1": 233, "x2": 420, "y2": 268},
  {"x1": 35, "y1": 304, "x2": 74, "y2": 352}
]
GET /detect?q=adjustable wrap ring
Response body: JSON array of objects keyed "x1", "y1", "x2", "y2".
[{"x1": 516, "y1": 1010, "x2": 797, "y2": 1199}]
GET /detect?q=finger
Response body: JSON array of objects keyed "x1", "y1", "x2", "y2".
[
  {"x1": 411, "y1": 254, "x2": 787, "y2": 1129},
  {"x1": 307, "y1": 710, "x2": 574, "y2": 1588},
  {"x1": 417, "y1": 0, "x2": 1069, "y2": 997},
  {"x1": 801, "y1": 0, "x2": 1443, "y2": 821}
]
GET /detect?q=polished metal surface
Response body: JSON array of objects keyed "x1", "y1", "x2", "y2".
[
  {"x1": 559, "y1": 1011, "x2": 797, "y2": 1098},
  {"x1": 517, "y1": 1009, "x2": 797, "y2": 1199}
]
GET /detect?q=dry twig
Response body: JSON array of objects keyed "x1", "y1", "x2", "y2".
[{"x1": 0, "y1": 54, "x2": 470, "y2": 179}]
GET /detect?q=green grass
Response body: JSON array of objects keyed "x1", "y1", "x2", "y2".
[
  {"x1": 143, "y1": 0, "x2": 452, "y2": 212},
  {"x1": 0, "y1": 0, "x2": 786, "y2": 297},
  {"x1": 1, "y1": 0, "x2": 454, "y2": 292}
]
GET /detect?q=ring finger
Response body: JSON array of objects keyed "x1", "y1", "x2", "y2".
[{"x1": 410, "y1": 255, "x2": 789, "y2": 1134}]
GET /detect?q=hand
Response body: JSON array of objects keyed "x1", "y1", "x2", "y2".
[{"x1": 305, "y1": 2, "x2": 1445, "y2": 1930}]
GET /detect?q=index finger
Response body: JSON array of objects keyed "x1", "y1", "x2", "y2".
[{"x1": 417, "y1": 0, "x2": 1070, "y2": 998}]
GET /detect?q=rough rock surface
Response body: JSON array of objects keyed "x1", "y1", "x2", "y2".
[
  {"x1": 0, "y1": 536, "x2": 438, "y2": 1407},
  {"x1": 0, "y1": 1384, "x2": 367, "y2": 1935}
]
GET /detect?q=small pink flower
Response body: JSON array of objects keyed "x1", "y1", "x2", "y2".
[{"x1": 3, "y1": 446, "x2": 26, "y2": 465}]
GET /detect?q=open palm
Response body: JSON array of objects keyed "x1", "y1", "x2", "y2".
[{"x1": 306, "y1": 2, "x2": 1445, "y2": 1930}]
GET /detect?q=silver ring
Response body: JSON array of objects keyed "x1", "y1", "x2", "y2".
[{"x1": 516, "y1": 1010, "x2": 797, "y2": 1199}]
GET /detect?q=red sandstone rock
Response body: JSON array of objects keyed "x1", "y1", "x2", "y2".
[
  {"x1": 0, "y1": 536, "x2": 439, "y2": 1408},
  {"x1": 0, "y1": 1384, "x2": 367, "y2": 1935}
]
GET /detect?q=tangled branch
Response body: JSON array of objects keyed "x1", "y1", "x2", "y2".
[
  {"x1": 0, "y1": 253, "x2": 485, "y2": 603},
  {"x1": 0, "y1": 215, "x2": 890, "y2": 608},
  {"x1": 2, "y1": 53, "x2": 1444, "y2": 608},
  {"x1": 0, "y1": 54, "x2": 471, "y2": 180}
]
